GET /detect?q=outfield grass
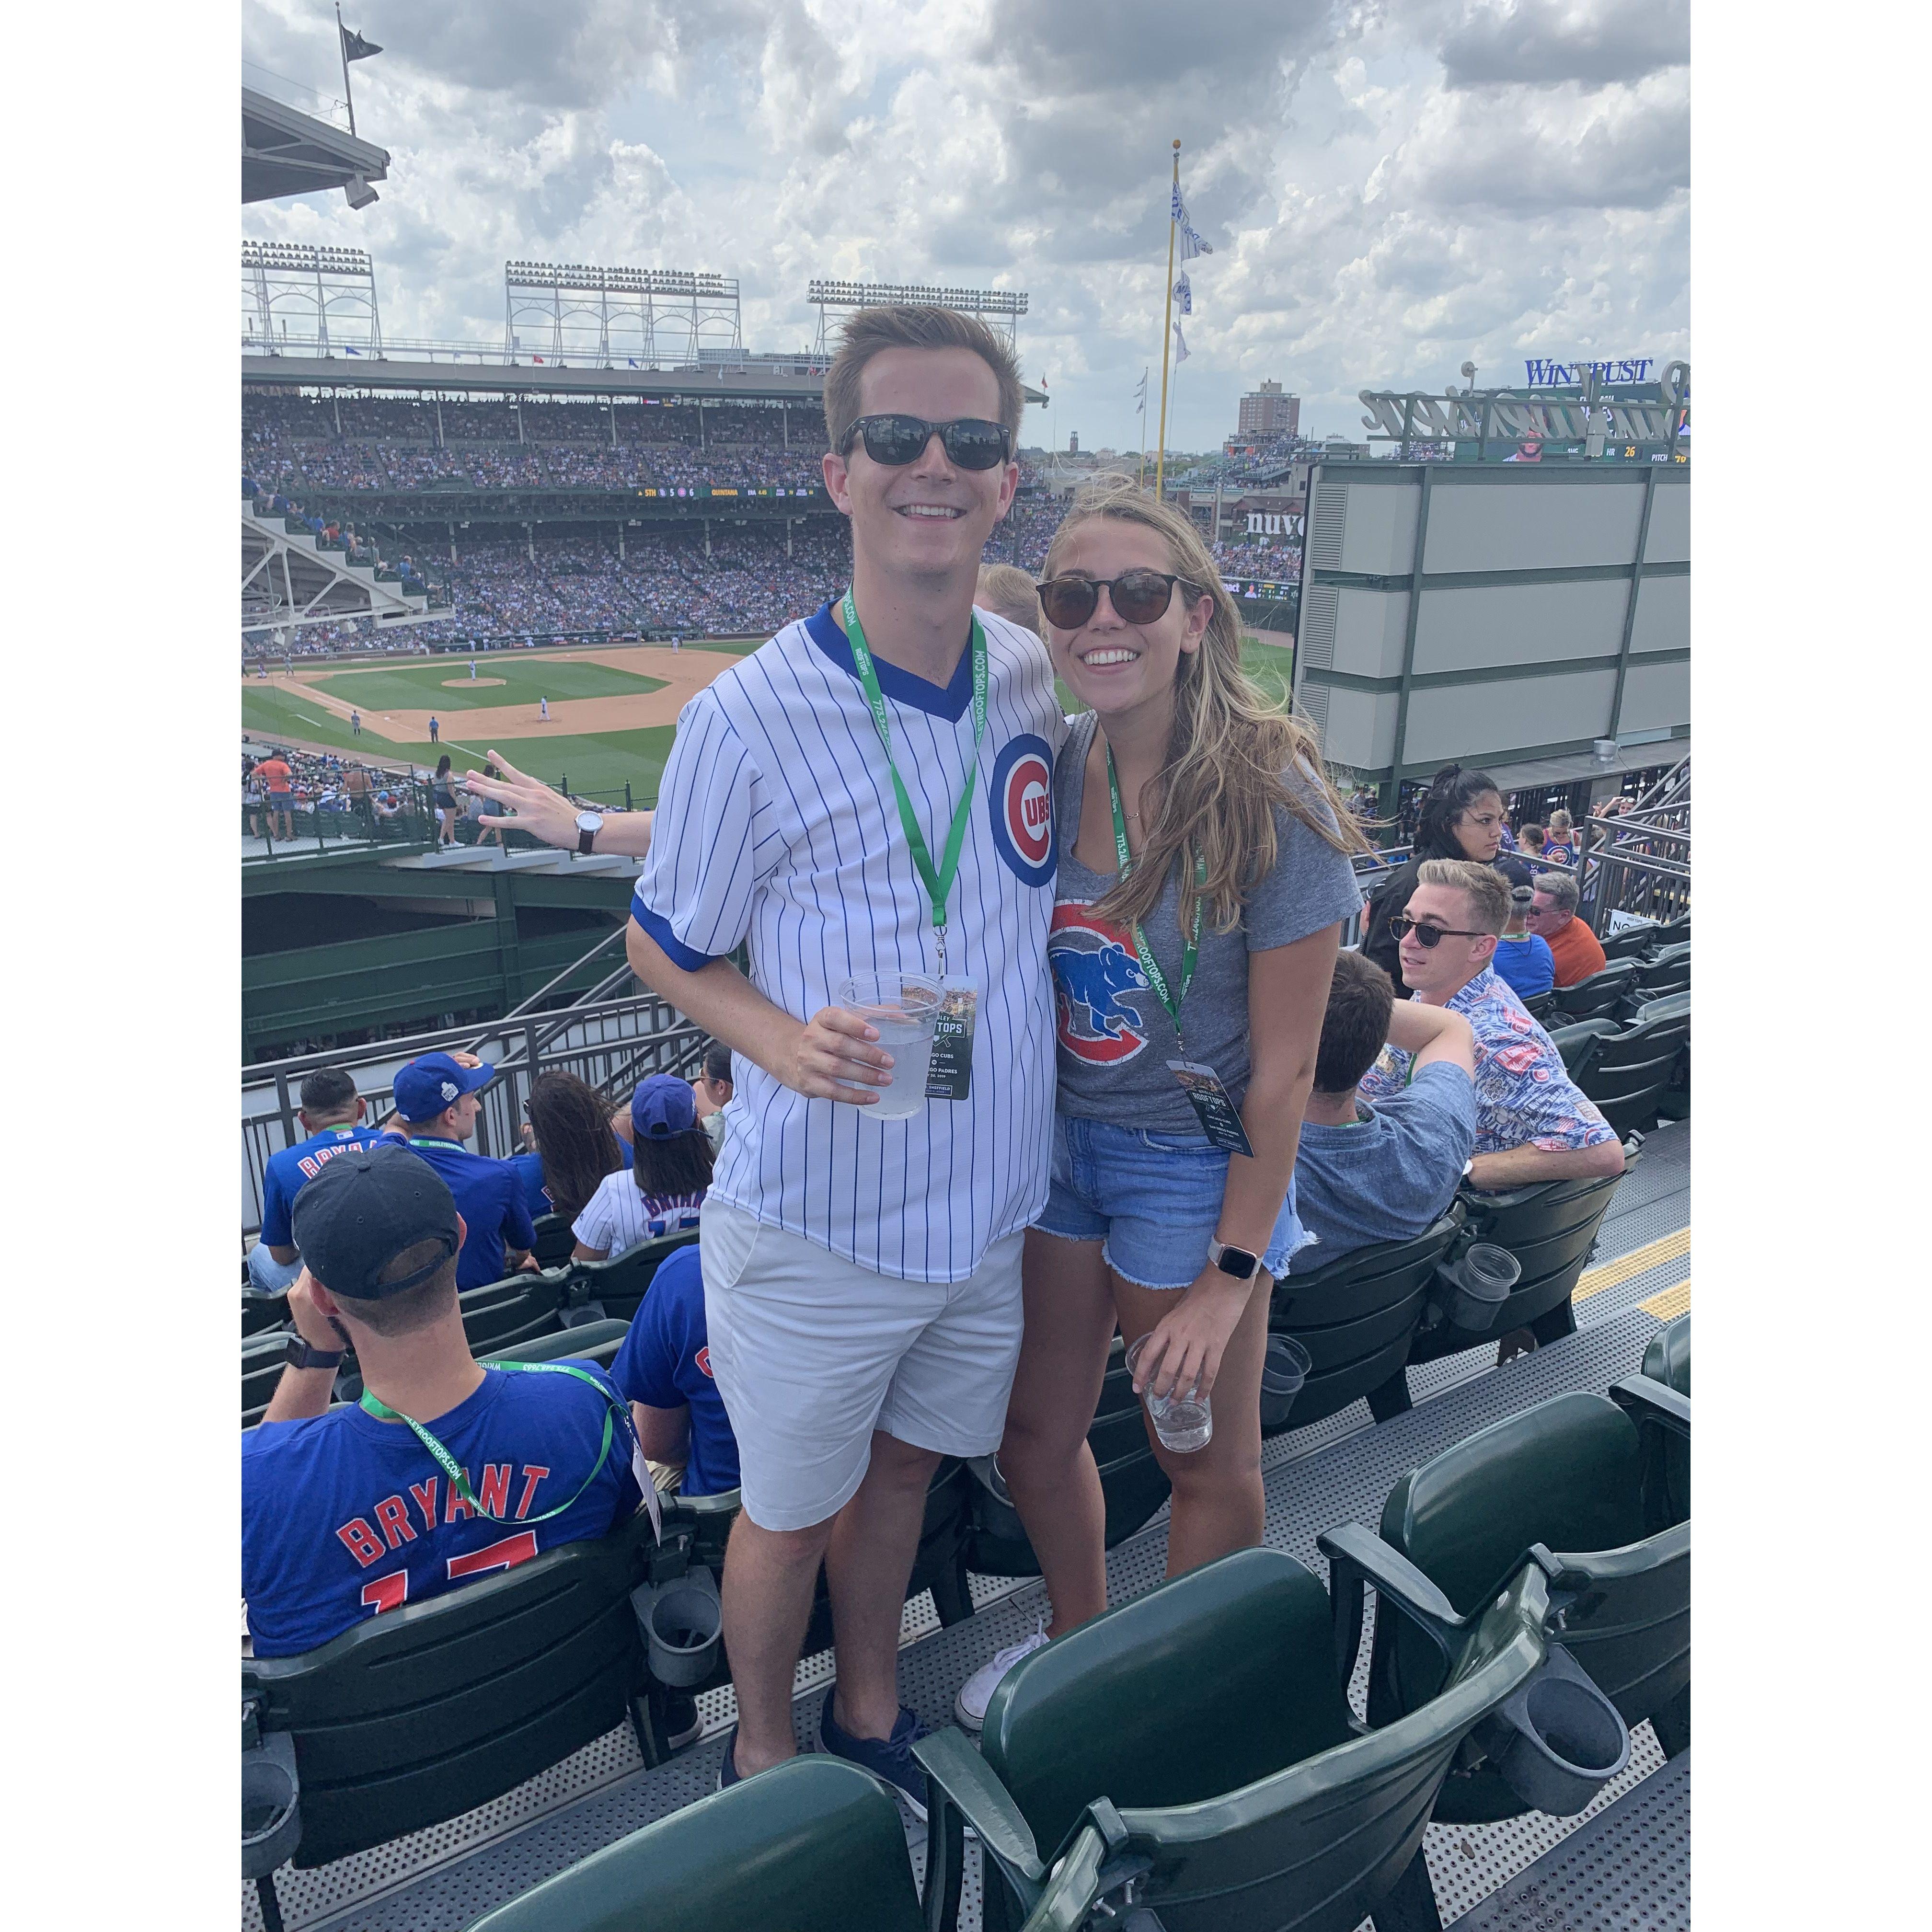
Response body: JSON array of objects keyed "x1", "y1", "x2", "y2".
[{"x1": 306, "y1": 658, "x2": 665, "y2": 712}]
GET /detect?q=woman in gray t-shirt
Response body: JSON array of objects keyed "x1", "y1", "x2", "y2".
[{"x1": 955, "y1": 481, "x2": 1364, "y2": 1732}]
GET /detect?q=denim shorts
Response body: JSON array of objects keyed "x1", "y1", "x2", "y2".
[{"x1": 1034, "y1": 1114, "x2": 1313, "y2": 1290}]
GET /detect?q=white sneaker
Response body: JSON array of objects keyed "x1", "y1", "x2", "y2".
[{"x1": 954, "y1": 1624, "x2": 1050, "y2": 1732}]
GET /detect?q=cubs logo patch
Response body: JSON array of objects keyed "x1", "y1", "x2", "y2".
[
  {"x1": 1048, "y1": 903, "x2": 1151, "y2": 1064},
  {"x1": 989, "y1": 735, "x2": 1055, "y2": 886},
  {"x1": 694, "y1": 1345, "x2": 714, "y2": 1380}
]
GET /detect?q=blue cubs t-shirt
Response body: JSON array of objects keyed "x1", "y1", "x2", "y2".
[
  {"x1": 242, "y1": 1363, "x2": 642, "y2": 1657},
  {"x1": 402, "y1": 1137, "x2": 538, "y2": 1289},
  {"x1": 1491, "y1": 932, "x2": 1556, "y2": 1000},
  {"x1": 260, "y1": 1123, "x2": 392, "y2": 1248},
  {"x1": 1541, "y1": 840, "x2": 1576, "y2": 866},
  {"x1": 1288, "y1": 1062, "x2": 1477, "y2": 1275},
  {"x1": 509, "y1": 1144, "x2": 632, "y2": 1222},
  {"x1": 610, "y1": 1247, "x2": 739, "y2": 1497}
]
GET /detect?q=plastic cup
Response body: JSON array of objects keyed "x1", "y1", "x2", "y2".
[
  {"x1": 838, "y1": 971, "x2": 942, "y2": 1120},
  {"x1": 1125, "y1": 1332, "x2": 1213, "y2": 1453}
]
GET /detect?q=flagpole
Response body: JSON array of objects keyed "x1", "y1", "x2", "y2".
[
  {"x1": 1138, "y1": 366, "x2": 1148, "y2": 490},
  {"x1": 1155, "y1": 140, "x2": 1180, "y2": 500},
  {"x1": 336, "y1": 3, "x2": 357, "y2": 135}
]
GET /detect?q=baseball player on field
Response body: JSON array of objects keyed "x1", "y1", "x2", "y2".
[{"x1": 626, "y1": 306, "x2": 1062, "y2": 1813}]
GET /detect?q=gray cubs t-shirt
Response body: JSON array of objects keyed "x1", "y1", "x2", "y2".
[{"x1": 1049, "y1": 709, "x2": 1363, "y2": 1133}]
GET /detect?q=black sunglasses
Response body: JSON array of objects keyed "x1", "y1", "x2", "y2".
[
  {"x1": 1037, "y1": 570, "x2": 1204, "y2": 631},
  {"x1": 1389, "y1": 914, "x2": 1490, "y2": 948},
  {"x1": 837, "y1": 414, "x2": 1012, "y2": 471}
]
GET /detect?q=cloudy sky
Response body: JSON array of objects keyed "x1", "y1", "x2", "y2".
[{"x1": 242, "y1": 0, "x2": 1688, "y2": 453}]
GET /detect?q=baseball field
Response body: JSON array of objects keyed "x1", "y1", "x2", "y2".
[{"x1": 241, "y1": 633, "x2": 1297, "y2": 806}]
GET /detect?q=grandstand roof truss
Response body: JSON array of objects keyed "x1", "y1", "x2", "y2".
[
  {"x1": 243, "y1": 241, "x2": 383, "y2": 358},
  {"x1": 242, "y1": 502, "x2": 440, "y2": 636},
  {"x1": 807, "y1": 278, "x2": 1027, "y2": 353},
  {"x1": 505, "y1": 261, "x2": 742, "y2": 369}
]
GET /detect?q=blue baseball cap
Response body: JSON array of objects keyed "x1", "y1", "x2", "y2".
[
  {"x1": 393, "y1": 1051, "x2": 495, "y2": 1124},
  {"x1": 632, "y1": 1072, "x2": 698, "y2": 1139}
]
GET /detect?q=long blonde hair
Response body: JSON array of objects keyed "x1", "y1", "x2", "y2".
[{"x1": 1046, "y1": 478, "x2": 1368, "y2": 935}]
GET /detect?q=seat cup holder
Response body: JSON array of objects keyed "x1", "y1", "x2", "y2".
[
  {"x1": 634, "y1": 1567, "x2": 723, "y2": 1688},
  {"x1": 1481, "y1": 1644, "x2": 1631, "y2": 1815},
  {"x1": 241, "y1": 1731, "x2": 302, "y2": 1878},
  {"x1": 1435, "y1": 1242, "x2": 1520, "y2": 1333},
  {"x1": 1258, "y1": 1335, "x2": 1312, "y2": 1430}
]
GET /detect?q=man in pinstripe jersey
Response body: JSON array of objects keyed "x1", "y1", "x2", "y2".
[{"x1": 626, "y1": 308, "x2": 1062, "y2": 1811}]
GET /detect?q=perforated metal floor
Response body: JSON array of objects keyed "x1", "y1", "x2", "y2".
[{"x1": 245, "y1": 1128, "x2": 1690, "y2": 1932}]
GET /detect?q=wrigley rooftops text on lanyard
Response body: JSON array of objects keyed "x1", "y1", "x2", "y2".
[
  {"x1": 841, "y1": 588, "x2": 984, "y2": 1099},
  {"x1": 1106, "y1": 745, "x2": 1255, "y2": 1158}
]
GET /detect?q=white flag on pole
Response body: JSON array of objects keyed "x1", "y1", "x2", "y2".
[
  {"x1": 1170, "y1": 181, "x2": 1215, "y2": 259},
  {"x1": 1173, "y1": 322, "x2": 1190, "y2": 365},
  {"x1": 1173, "y1": 271, "x2": 1193, "y2": 315},
  {"x1": 1133, "y1": 368, "x2": 1148, "y2": 412}
]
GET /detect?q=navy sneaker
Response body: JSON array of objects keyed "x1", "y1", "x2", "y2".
[
  {"x1": 816, "y1": 1689, "x2": 928, "y2": 1822},
  {"x1": 714, "y1": 1726, "x2": 745, "y2": 1793}
]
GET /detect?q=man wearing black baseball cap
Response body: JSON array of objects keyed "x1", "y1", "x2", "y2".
[
  {"x1": 389, "y1": 1051, "x2": 537, "y2": 1290},
  {"x1": 242, "y1": 1146, "x2": 644, "y2": 1659}
]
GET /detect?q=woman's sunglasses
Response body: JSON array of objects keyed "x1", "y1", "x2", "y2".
[
  {"x1": 837, "y1": 414, "x2": 1012, "y2": 471},
  {"x1": 1389, "y1": 914, "x2": 1490, "y2": 949},
  {"x1": 1037, "y1": 570, "x2": 1204, "y2": 631}
]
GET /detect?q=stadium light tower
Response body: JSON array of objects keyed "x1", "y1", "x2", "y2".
[
  {"x1": 806, "y1": 280, "x2": 1027, "y2": 356},
  {"x1": 503, "y1": 262, "x2": 743, "y2": 369},
  {"x1": 242, "y1": 241, "x2": 383, "y2": 357}
]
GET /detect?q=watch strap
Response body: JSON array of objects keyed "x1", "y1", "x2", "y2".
[{"x1": 285, "y1": 1334, "x2": 345, "y2": 1372}]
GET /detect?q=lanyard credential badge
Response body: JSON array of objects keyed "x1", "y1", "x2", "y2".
[
  {"x1": 1106, "y1": 746, "x2": 1255, "y2": 1159},
  {"x1": 841, "y1": 588, "x2": 988, "y2": 978}
]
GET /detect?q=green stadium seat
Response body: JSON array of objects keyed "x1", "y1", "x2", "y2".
[
  {"x1": 242, "y1": 1331, "x2": 298, "y2": 1430},
  {"x1": 1549, "y1": 958, "x2": 1641, "y2": 1021},
  {"x1": 480, "y1": 1319, "x2": 631, "y2": 1372},
  {"x1": 242, "y1": 1507, "x2": 658, "y2": 1877},
  {"x1": 1519, "y1": 989, "x2": 1558, "y2": 1025},
  {"x1": 1267, "y1": 1208, "x2": 1466, "y2": 1430},
  {"x1": 528, "y1": 1212, "x2": 577, "y2": 1268},
  {"x1": 1642, "y1": 1313, "x2": 1691, "y2": 1521},
  {"x1": 462, "y1": 1755, "x2": 1095, "y2": 1932},
  {"x1": 570, "y1": 1228, "x2": 701, "y2": 1322},
  {"x1": 1405, "y1": 1148, "x2": 1636, "y2": 1371},
  {"x1": 1626, "y1": 940, "x2": 1691, "y2": 1003},
  {"x1": 1599, "y1": 919, "x2": 1664, "y2": 961},
  {"x1": 919, "y1": 1544, "x2": 1590, "y2": 1932},
  {"x1": 964, "y1": 1334, "x2": 1172, "y2": 1580},
  {"x1": 1551, "y1": 994, "x2": 1690, "y2": 1137},
  {"x1": 1350, "y1": 1380, "x2": 1689, "y2": 1823},
  {"x1": 242, "y1": 1289, "x2": 290, "y2": 1338},
  {"x1": 458, "y1": 1269, "x2": 571, "y2": 1357},
  {"x1": 1546, "y1": 1017, "x2": 1620, "y2": 1072}
]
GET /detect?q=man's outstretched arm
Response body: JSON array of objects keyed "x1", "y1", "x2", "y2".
[{"x1": 1467, "y1": 1137, "x2": 1626, "y2": 1190}]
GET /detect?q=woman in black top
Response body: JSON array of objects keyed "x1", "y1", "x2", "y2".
[{"x1": 1361, "y1": 765, "x2": 1523, "y2": 990}]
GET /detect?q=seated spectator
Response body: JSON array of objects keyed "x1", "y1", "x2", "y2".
[
  {"x1": 1518, "y1": 822, "x2": 1546, "y2": 858},
  {"x1": 690, "y1": 1040, "x2": 734, "y2": 1156},
  {"x1": 510, "y1": 1069, "x2": 632, "y2": 1224},
  {"x1": 573, "y1": 1075, "x2": 713, "y2": 1260},
  {"x1": 610, "y1": 1245, "x2": 739, "y2": 1498},
  {"x1": 1542, "y1": 808, "x2": 1579, "y2": 866},
  {"x1": 242, "y1": 1147, "x2": 643, "y2": 1657},
  {"x1": 1520, "y1": 867, "x2": 1607, "y2": 987},
  {"x1": 976, "y1": 561, "x2": 1045, "y2": 636},
  {"x1": 1491, "y1": 884, "x2": 1556, "y2": 1000},
  {"x1": 391, "y1": 1053, "x2": 536, "y2": 1287},
  {"x1": 250, "y1": 1069, "x2": 391, "y2": 1294},
  {"x1": 1289, "y1": 952, "x2": 1477, "y2": 1274},
  {"x1": 1359, "y1": 859, "x2": 1624, "y2": 1190}
]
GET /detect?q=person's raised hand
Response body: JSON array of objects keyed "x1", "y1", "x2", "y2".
[
  {"x1": 462, "y1": 750, "x2": 577, "y2": 846},
  {"x1": 288, "y1": 1268, "x2": 350, "y2": 1355},
  {"x1": 785, "y1": 1007, "x2": 892, "y2": 1105}
]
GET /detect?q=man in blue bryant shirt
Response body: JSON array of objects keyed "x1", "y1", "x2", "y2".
[
  {"x1": 611, "y1": 1245, "x2": 739, "y2": 1498},
  {"x1": 1288, "y1": 951, "x2": 1480, "y2": 1275},
  {"x1": 242, "y1": 1147, "x2": 642, "y2": 1657},
  {"x1": 250, "y1": 1067, "x2": 390, "y2": 1294},
  {"x1": 391, "y1": 1052, "x2": 535, "y2": 1289}
]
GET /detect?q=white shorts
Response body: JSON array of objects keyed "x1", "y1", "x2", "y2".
[{"x1": 699, "y1": 1197, "x2": 1025, "y2": 1533}]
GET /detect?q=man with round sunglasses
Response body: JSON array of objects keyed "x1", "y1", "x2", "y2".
[
  {"x1": 1359, "y1": 859, "x2": 1624, "y2": 1192},
  {"x1": 624, "y1": 306, "x2": 1061, "y2": 1814}
]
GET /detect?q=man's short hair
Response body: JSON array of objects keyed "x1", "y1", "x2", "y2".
[
  {"x1": 1532, "y1": 868, "x2": 1581, "y2": 915},
  {"x1": 1416, "y1": 858, "x2": 1511, "y2": 936},
  {"x1": 976, "y1": 563, "x2": 1044, "y2": 637},
  {"x1": 331, "y1": 1237, "x2": 459, "y2": 1339},
  {"x1": 823, "y1": 307, "x2": 1025, "y2": 456},
  {"x1": 299, "y1": 1067, "x2": 358, "y2": 1116},
  {"x1": 1314, "y1": 950, "x2": 1396, "y2": 1095}
]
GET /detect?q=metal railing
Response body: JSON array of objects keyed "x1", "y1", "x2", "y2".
[{"x1": 242, "y1": 777, "x2": 440, "y2": 861}]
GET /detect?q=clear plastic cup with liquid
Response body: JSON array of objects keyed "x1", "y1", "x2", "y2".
[
  {"x1": 838, "y1": 971, "x2": 942, "y2": 1121},
  {"x1": 1125, "y1": 1332, "x2": 1213, "y2": 1453}
]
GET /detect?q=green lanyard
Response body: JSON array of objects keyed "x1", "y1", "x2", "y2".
[
  {"x1": 1106, "y1": 743, "x2": 1204, "y2": 1054},
  {"x1": 840, "y1": 588, "x2": 988, "y2": 975},
  {"x1": 359, "y1": 1361, "x2": 625, "y2": 1524}
]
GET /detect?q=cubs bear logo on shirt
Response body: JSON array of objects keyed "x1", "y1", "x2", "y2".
[
  {"x1": 1048, "y1": 903, "x2": 1151, "y2": 1063},
  {"x1": 990, "y1": 734, "x2": 1055, "y2": 886}
]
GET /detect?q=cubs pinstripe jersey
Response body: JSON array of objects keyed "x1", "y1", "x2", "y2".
[{"x1": 632, "y1": 601, "x2": 1065, "y2": 1282}]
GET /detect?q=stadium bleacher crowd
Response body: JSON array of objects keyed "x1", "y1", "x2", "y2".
[{"x1": 241, "y1": 316, "x2": 1687, "y2": 1932}]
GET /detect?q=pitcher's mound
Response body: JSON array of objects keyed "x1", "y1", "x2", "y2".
[{"x1": 443, "y1": 677, "x2": 507, "y2": 688}]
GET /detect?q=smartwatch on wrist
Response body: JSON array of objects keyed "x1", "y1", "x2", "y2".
[
  {"x1": 1206, "y1": 1239, "x2": 1260, "y2": 1282},
  {"x1": 284, "y1": 1334, "x2": 345, "y2": 1372},
  {"x1": 575, "y1": 811, "x2": 604, "y2": 855}
]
